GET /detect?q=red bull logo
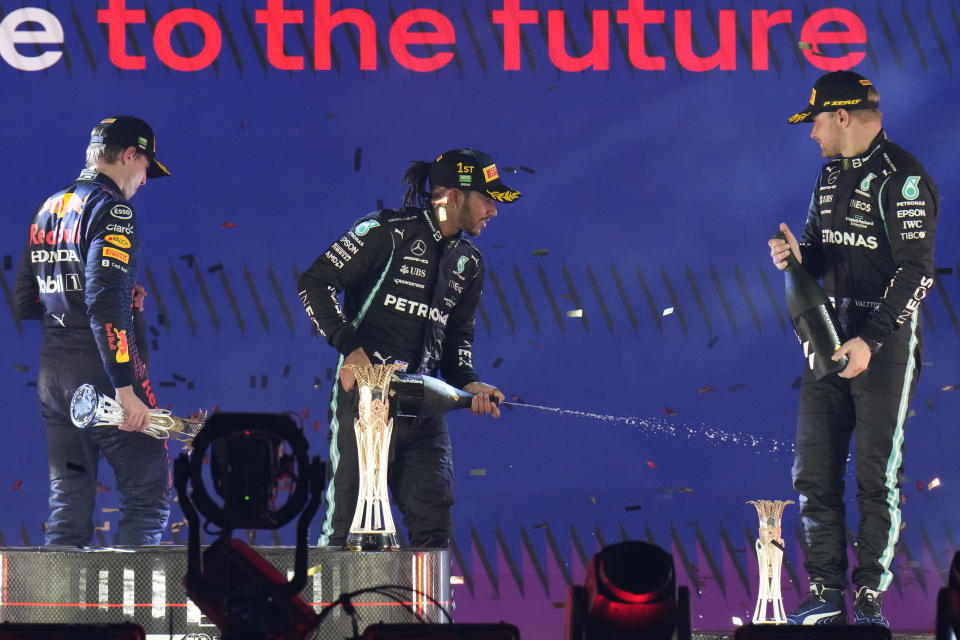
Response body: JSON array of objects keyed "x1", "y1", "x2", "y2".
[
  {"x1": 114, "y1": 328, "x2": 129, "y2": 363},
  {"x1": 42, "y1": 193, "x2": 87, "y2": 219},
  {"x1": 30, "y1": 224, "x2": 80, "y2": 246}
]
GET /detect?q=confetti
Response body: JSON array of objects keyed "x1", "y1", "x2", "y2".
[
  {"x1": 187, "y1": 381, "x2": 195, "y2": 390},
  {"x1": 527, "y1": 340, "x2": 544, "y2": 349},
  {"x1": 533, "y1": 522, "x2": 549, "y2": 529},
  {"x1": 261, "y1": 375, "x2": 267, "y2": 388},
  {"x1": 469, "y1": 469, "x2": 487, "y2": 476},
  {"x1": 566, "y1": 309, "x2": 583, "y2": 318},
  {"x1": 302, "y1": 408, "x2": 310, "y2": 418},
  {"x1": 249, "y1": 375, "x2": 256, "y2": 388},
  {"x1": 179, "y1": 254, "x2": 195, "y2": 268},
  {"x1": 662, "y1": 307, "x2": 674, "y2": 316},
  {"x1": 647, "y1": 461, "x2": 655, "y2": 469},
  {"x1": 13, "y1": 480, "x2": 22, "y2": 491},
  {"x1": 698, "y1": 385, "x2": 714, "y2": 394},
  {"x1": 159, "y1": 381, "x2": 175, "y2": 388},
  {"x1": 928, "y1": 478, "x2": 941, "y2": 490},
  {"x1": 677, "y1": 488, "x2": 695, "y2": 494},
  {"x1": 531, "y1": 249, "x2": 549, "y2": 256},
  {"x1": 353, "y1": 147, "x2": 362, "y2": 172},
  {"x1": 662, "y1": 407, "x2": 677, "y2": 416},
  {"x1": 172, "y1": 374, "x2": 186, "y2": 382},
  {"x1": 590, "y1": 496, "x2": 596, "y2": 504},
  {"x1": 95, "y1": 521, "x2": 110, "y2": 532},
  {"x1": 732, "y1": 617, "x2": 744, "y2": 627},
  {"x1": 552, "y1": 602, "x2": 566, "y2": 609},
  {"x1": 657, "y1": 487, "x2": 673, "y2": 496},
  {"x1": 450, "y1": 576, "x2": 464, "y2": 585},
  {"x1": 941, "y1": 384, "x2": 959, "y2": 391},
  {"x1": 798, "y1": 41, "x2": 825, "y2": 56},
  {"x1": 314, "y1": 377, "x2": 323, "y2": 390},
  {"x1": 491, "y1": 357, "x2": 503, "y2": 368},
  {"x1": 502, "y1": 166, "x2": 517, "y2": 174},
  {"x1": 916, "y1": 481, "x2": 924, "y2": 492},
  {"x1": 283, "y1": 364, "x2": 291, "y2": 377},
  {"x1": 510, "y1": 395, "x2": 525, "y2": 403},
  {"x1": 102, "y1": 507, "x2": 119, "y2": 513},
  {"x1": 707, "y1": 336, "x2": 719, "y2": 348},
  {"x1": 207, "y1": 263, "x2": 224, "y2": 273},
  {"x1": 326, "y1": 368, "x2": 334, "y2": 381},
  {"x1": 2, "y1": 255, "x2": 10, "y2": 270},
  {"x1": 519, "y1": 166, "x2": 536, "y2": 174},
  {"x1": 151, "y1": 339, "x2": 159, "y2": 351},
  {"x1": 924, "y1": 398, "x2": 935, "y2": 411},
  {"x1": 908, "y1": 409, "x2": 916, "y2": 418},
  {"x1": 221, "y1": 222, "x2": 236, "y2": 229},
  {"x1": 149, "y1": 326, "x2": 160, "y2": 336},
  {"x1": 624, "y1": 505, "x2": 643, "y2": 512},
  {"x1": 314, "y1": 420, "x2": 321, "y2": 432},
  {"x1": 13, "y1": 364, "x2": 28, "y2": 372}
]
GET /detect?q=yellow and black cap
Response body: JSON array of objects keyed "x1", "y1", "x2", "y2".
[
  {"x1": 788, "y1": 71, "x2": 877, "y2": 124},
  {"x1": 90, "y1": 115, "x2": 170, "y2": 178},
  {"x1": 430, "y1": 148, "x2": 521, "y2": 204}
]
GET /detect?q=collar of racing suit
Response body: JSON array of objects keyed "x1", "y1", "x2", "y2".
[
  {"x1": 76, "y1": 168, "x2": 124, "y2": 198},
  {"x1": 840, "y1": 129, "x2": 887, "y2": 172}
]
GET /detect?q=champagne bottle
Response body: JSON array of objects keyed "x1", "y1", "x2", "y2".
[
  {"x1": 388, "y1": 372, "x2": 498, "y2": 418},
  {"x1": 773, "y1": 232, "x2": 848, "y2": 380}
]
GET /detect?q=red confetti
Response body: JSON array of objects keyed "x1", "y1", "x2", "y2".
[
  {"x1": 916, "y1": 481, "x2": 924, "y2": 492},
  {"x1": 647, "y1": 461, "x2": 655, "y2": 469},
  {"x1": 662, "y1": 407, "x2": 678, "y2": 416},
  {"x1": 13, "y1": 480, "x2": 23, "y2": 491},
  {"x1": 302, "y1": 408, "x2": 310, "y2": 419},
  {"x1": 698, "y1": 385, "x2": 714, "y2": 394},
  {"x1": 313, "y1": 420, "x2": 320, "y2": 432},
  {"x1": 221, "y1": 222, "x2": 236, "y2": 228}
]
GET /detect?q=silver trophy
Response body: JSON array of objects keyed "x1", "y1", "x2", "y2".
[
  {"x1": 748, "y1": 499, "x2": 794, "y2": 624},
  {"x1": 346, "y1": 364, "x2": 401, "y2": 551},
  {"x1": 69, "y1": 383, "x2": 207, "y2": 443}
]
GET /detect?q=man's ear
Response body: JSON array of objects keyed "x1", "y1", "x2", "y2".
[{"x1": 121, "y1": 146, "x2": 139, "y2": 164}]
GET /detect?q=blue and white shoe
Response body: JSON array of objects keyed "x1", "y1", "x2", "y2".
[
  {"x1": 853, "y1": 586, "x2": 889, "y2": 627},
  {"x1": 786, "y1": 583, "x2": 846, "y2": 625}
]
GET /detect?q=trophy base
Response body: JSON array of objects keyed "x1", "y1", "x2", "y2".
[{"x1": 345, "y1": 531, "x2": 400, "y2": 551}]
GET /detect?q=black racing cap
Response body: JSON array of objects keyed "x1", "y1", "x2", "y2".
[
  {"x1": 90, "y1": 115, "x2": 170, "y2": 178},
  {"x1": 430, "y1": 148, "x2": 521, "y2": 204},
  {"x1": 787, "y1": 71, "x2": 878, "y2": 124}
]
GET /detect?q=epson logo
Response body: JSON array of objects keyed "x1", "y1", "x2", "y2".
[
  {"x1": 821, "y1": 230, "x2": 878, "y2": 250},
  {"x1": 896, "y1": 209, "x2": 925, "y2": 219}
]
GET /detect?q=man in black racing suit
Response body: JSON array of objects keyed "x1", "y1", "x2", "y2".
[
  {"x1": 298, "y1": 149, "x2": 521, "y2": 547},
  {"x1": 14, "y1": 115, "x2": 172, "y2": 546},
  {"x1": 770, "y1": 71, "x2": 937, "y2": 626}
]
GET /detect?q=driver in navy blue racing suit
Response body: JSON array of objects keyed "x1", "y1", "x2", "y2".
[
  {"x1": 14, "y1": 115, "x2": 172, "y2": 546},
  {"x1": 298, "y1": 148, "x2": 521, "y2": 548}
]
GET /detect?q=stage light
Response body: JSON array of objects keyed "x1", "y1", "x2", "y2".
[
  {"x1": 564, "y1": 540, "x2": 691, "y2": 640},
  {"x1": 174, "y1": 412, "x2": 325, "y2": 640},
  {"x1": 361, "y1": 622, "x2": 520, "y2": 639},
  {"x1": 936, "y1": 550, "x2": 960, "y2": 640},
  {"x1": 733, "y1": 625, "x2": 890, "y2": 640},
  {"x1": 0, "y1": 623, "x2": 145, "y2": 640}
]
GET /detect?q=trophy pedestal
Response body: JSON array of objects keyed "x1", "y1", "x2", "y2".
[{"x1": 346, "y1": 531, "x2": 399, "y2": 552}]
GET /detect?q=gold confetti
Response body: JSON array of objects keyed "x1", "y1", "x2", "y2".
[
  {"x1": 928, "y1": 477, "x2": 941, "y2": 490},
  {"x1": 451, "y1": 576, "x2": 464, "y2": 585},
  {"x1": 590, "y1": 496, "x2": 597, "y2": 504},
  {"x1": 469, "y1": 469, "x2": 487, "y2": 476},
  {"x1": 307, "y1": 563, "x2": 323, "y2": 577},
  {"x1": 566, "y1": 309, "x2": 583, "y2": 318},
  {"x1": 698, "y1": 385, "x2": 714, "y2": 394},
  {"x1": 94, "y1": 521, "x2": 111, "y2": 532},
  {"x1": 662, "y1": 307, "x2": 674, "y2": 316},
  {"x1": 102, "y1": 507, "x2": 119, "y2": 513}
]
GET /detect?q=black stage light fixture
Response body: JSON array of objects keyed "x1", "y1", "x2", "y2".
[
  {"x1": 0, "y1": 623, "x2": 145, "y2": 640},
  {"x1": 361, "y1": 622, "x2": 521, "y2": 639},
  {"x1": 174, "y1": 412, "x2": 325, "y2": 640},
  {"x1": 936, "y1": 550, "x2": 960, "y2": 640},
  {"x1": 564, "y1": 540, "x2": 691, "y2": 640},
  {"x1": 734, "y1": 625, "x2": 891, "y2": 640}
]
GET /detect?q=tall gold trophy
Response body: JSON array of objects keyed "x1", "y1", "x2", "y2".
[
  {"x1": 747, "y1": 499, "x2": 794, "y2": 624},
  {"x1": 346, "y1": 364, "x2": 402, "y2": 551}
]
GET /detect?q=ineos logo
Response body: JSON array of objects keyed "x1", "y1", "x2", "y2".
[{"x1": 411, "y1": 240, "x2": 426, "y2": 256}]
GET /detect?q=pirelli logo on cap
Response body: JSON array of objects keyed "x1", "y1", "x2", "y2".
[
  {"x1": 482, "y1": 164, "x2": 499, "y2": 183},
  {"x1": 103, "y1": 247, "x2": 129, "y2": 264},
  {"x1": 100, "y1": 117, "x2": 117, "y2": 124},
  {"x1": 860, "y1": 79, "x2": 872, "y2": 86},
  {"x1": 809, "y1": 88, "x2": 816, "y2": 105}
]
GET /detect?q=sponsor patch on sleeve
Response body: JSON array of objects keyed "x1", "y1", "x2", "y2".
[
  {"x1": 110, "y1": 204, "x2": 133, "y2": 220},
  {"x1": 105, "y1": 234, "x2": 131, "y2": 249},
  {"x1": 102, "y1": 247, "x2": 129, "y2": 264}
]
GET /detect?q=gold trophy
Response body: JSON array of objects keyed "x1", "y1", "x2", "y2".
[
  {"x1": 69, "y1": 383, "x2": 207, "y2": 443},
  {"x1": 346, "y1": 364, "x2": 402, "y2": 551},
  {"x1": 748, "y1": 499, "x2": 794, "y2": 624}
]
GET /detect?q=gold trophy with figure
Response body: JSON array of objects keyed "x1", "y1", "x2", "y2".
[
  {"x1": 346, "y1": 364, "x2": 402, "y2": 551},
  {"x1": 69, "y1": 383, "x2": 207, "y2": 443},
  {"x1": 748, "y1": 499, "x2": 794, "y2": 624}
]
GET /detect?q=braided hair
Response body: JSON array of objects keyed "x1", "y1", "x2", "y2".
[{"x1": 401, "y1": 160, "x2": 433, "y2": 208}]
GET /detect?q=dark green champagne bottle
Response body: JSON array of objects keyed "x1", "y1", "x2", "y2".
[
  {"x1": 774, "y1": 231, "x2": 848, "y2": 380},
  {"x1": 388, "y1": 372, "x2": 498, "y2": 418}
]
